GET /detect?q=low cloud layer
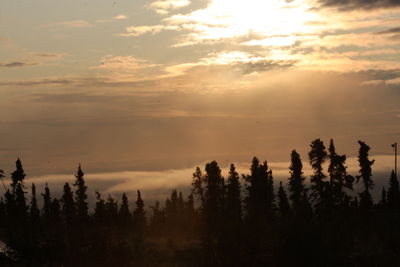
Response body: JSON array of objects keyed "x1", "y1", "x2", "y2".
[{"x1": 2, "y1": 154, "x2": 393, "y2": 209}]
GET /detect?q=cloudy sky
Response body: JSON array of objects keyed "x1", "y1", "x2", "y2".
[{"x1": 0, "y1": 0, "x2": 399, "y2": 201}]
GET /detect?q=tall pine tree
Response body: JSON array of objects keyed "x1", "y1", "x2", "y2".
[
  {"x1": 356, "y1": 141, "x2": 374, "y2": 209},
  {"x1": 74, "y1": 164, "x2": 88, "y2": 220}
]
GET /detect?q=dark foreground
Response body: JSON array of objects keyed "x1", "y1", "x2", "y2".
[{"x1": 0, "y1": 139, "x2": 399, "y2": 266}]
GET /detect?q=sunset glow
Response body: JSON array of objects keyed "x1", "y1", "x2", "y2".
[{"x1": 0, "y1": 0, "x2": 399, "y2": 190}]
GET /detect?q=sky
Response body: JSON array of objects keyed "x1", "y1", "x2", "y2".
[{"x1": 0, "y1": 0, "x2": 399, "y2": 201}]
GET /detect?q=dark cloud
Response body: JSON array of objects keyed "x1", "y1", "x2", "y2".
[
  {"x1": 376, "y1": 27, "x2": 400, "y2": 35},
  {"x1": 0, "y1": 75, "x2": 156, "y2": 89},
  {"x1": 0, "y1": 78, "x2": 71, "y2": 86},
  {"x1": 374, "y1": 27, "x2": 400, "y2": 40},
  {"x1": 33, "y1": 53, "x2": 62, "y2": 58},
  {"x1": 316, "y1": 0, "x2": 400, "y2": 10},
  {"x1": 354, "y1": 69, "x2": 400, "y2": 80},
  {"x1": 240, "y1": 60, "x2": 296, "y2": 74},
  {"x1": 0, "y1": 61, "x2": 37, "y2": 68}
]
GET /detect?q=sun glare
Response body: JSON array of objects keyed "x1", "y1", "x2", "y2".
[{"x1": 183, "y1": 0, "x2": 318, "y2": 42}]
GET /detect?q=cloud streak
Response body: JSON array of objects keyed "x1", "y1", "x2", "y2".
[
  {"x1": 0, "y1": 61, "x2": 37, "y2": 68},
  {"x1": 316, "y1": 0, "x2": 400, "y2": 11}
]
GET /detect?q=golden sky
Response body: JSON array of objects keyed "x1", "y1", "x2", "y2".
[{"x1": 0, "y1": 0, "x2": 399, "y2": 198}]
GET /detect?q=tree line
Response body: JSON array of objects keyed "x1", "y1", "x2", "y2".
[{"x1": 0, "y1": 139, "x2": 399, "y2": 266}]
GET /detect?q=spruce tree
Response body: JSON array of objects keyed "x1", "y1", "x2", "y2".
[
  {"x1": 119, "y1": 193, "x2": 131, "y2": 222},
  {"x1": 74, "y1": 164, "x2": 88, "y2": 220},
  {"x1": 309, "y1": 139, "x2": 328, "y2": 208},
  {"x1": 192, "y1": 167, "x2": 204, "y2": 208},
  {"x1": 226, "y1": 164, "x2": 242, "y2": 225},
  {"x1": 11, "y1": 158, "x2": 26, "y2": 191},
  {"x1": 356, "y1": 141, "x2": 374, "y2": 209},
  {"x1": 42, "y1": 183, "x2": 52, "y2": 220},
  {"x1": 61, "y1": 182, "x2": 75, "y2": 225},
  {"x1": 133, "y1": 190, "x2": 146, "y2": 231},
  {"x1": 328, "y1": 139, "x2": 354, "y2": 207},
  {"x1": 203, "y1": 161, "x2": 225, "y2": 238},
  {"x1": 288, "y1": 150, "x2": 307, "y2": 212},
  {"x1": 244, "y1": 157, "x2": 275, "y2": 224}
]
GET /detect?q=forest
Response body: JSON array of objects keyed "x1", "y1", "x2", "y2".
[{"x1": 0, "y1": 139, "x2": 399, "y2": 266}]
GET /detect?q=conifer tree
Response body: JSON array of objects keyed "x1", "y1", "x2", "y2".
[
  {"x1": 119, "y1": 193, "x2": 131, "y2": 221},
  {"x1": 61, "y1": 182, "x2": 75, "y2": 225},
  {"x1": 328, "y1": 139, "x2": 354, "y2": 207},
  {"x1": 203, "y1": 161, "x2": 225, "y2": 237},
  {"x1": 133, "y1": 190, "x2": 146, "y2": 231},
  {"x1": 192, "y1": 167, "x2": 204, "y2": 208},
  {"x1": 226, "y1": 164, "x2": 242, "y2": 225},
  {"x1": 288, "y1": 150, "x2": 307, "y2": 212},
  {"x1": 244, "y1": 157, "x2": 275, "y2": 224},
  {"x1": 356, "y1": 141, "x2": 374, "y2": 209},
  {"x1": 74, "y1": 164, "x2": 88, "y2": 220},
  {"x1": 11, "y1": 158, "x2": 26, "y2": 191},
  {"x1": 309, "y1": 139, "x2": 328, "y2": 207},
  {"x1": 42, "y1": 183, "x2": 52, "y2": 220}
]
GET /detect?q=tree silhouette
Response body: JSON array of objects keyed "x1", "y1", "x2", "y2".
[
  {"x1": 328, "y1": 139, "x2": 354, "y2": 208},
  {"x1": 356, "y1": 141, "x2": 374, "y2": 209},
  {"x1": 61, "y1": 182, "x2": 75, "y2": 225},
  {"x1": 42, "y1": 183, "x2": 52, "y2": 220},
  {"x1": 94, "y1": 192, "x2": 106, "y2": 222},
  {"x1": 1, "y1": 140, "x2": 400, "y2": 266},
  {"x1": 119, "y1": 193, "x2": 131, "y2": 223},
  {"x1": 133, "y1": 190, "x2": 146, "y2": 232},
  {"x1": 73, "y1": 164, "x2": 88, "y2": 220},
  {"x1": 203, "y1": 161, "x2": 225, "y2": 236},
  {"x1": 244, "y1": 157, "x2": 275, "y2": 225},
  {"x1": 288, "y1": 150, "x2": 307, "y2": 213},
  {"x1": 225, "y1": 163, "x2": 242, "y2": 225},
  {"x1": 309, "y1": 139, "x2": 328, "y2": 212},
  {"x1": 192, "y1": 167, "x2": 204, "y2": 209},
  {"x1": 10, "y1": 158, "x2": 26, "y2": 192}
]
